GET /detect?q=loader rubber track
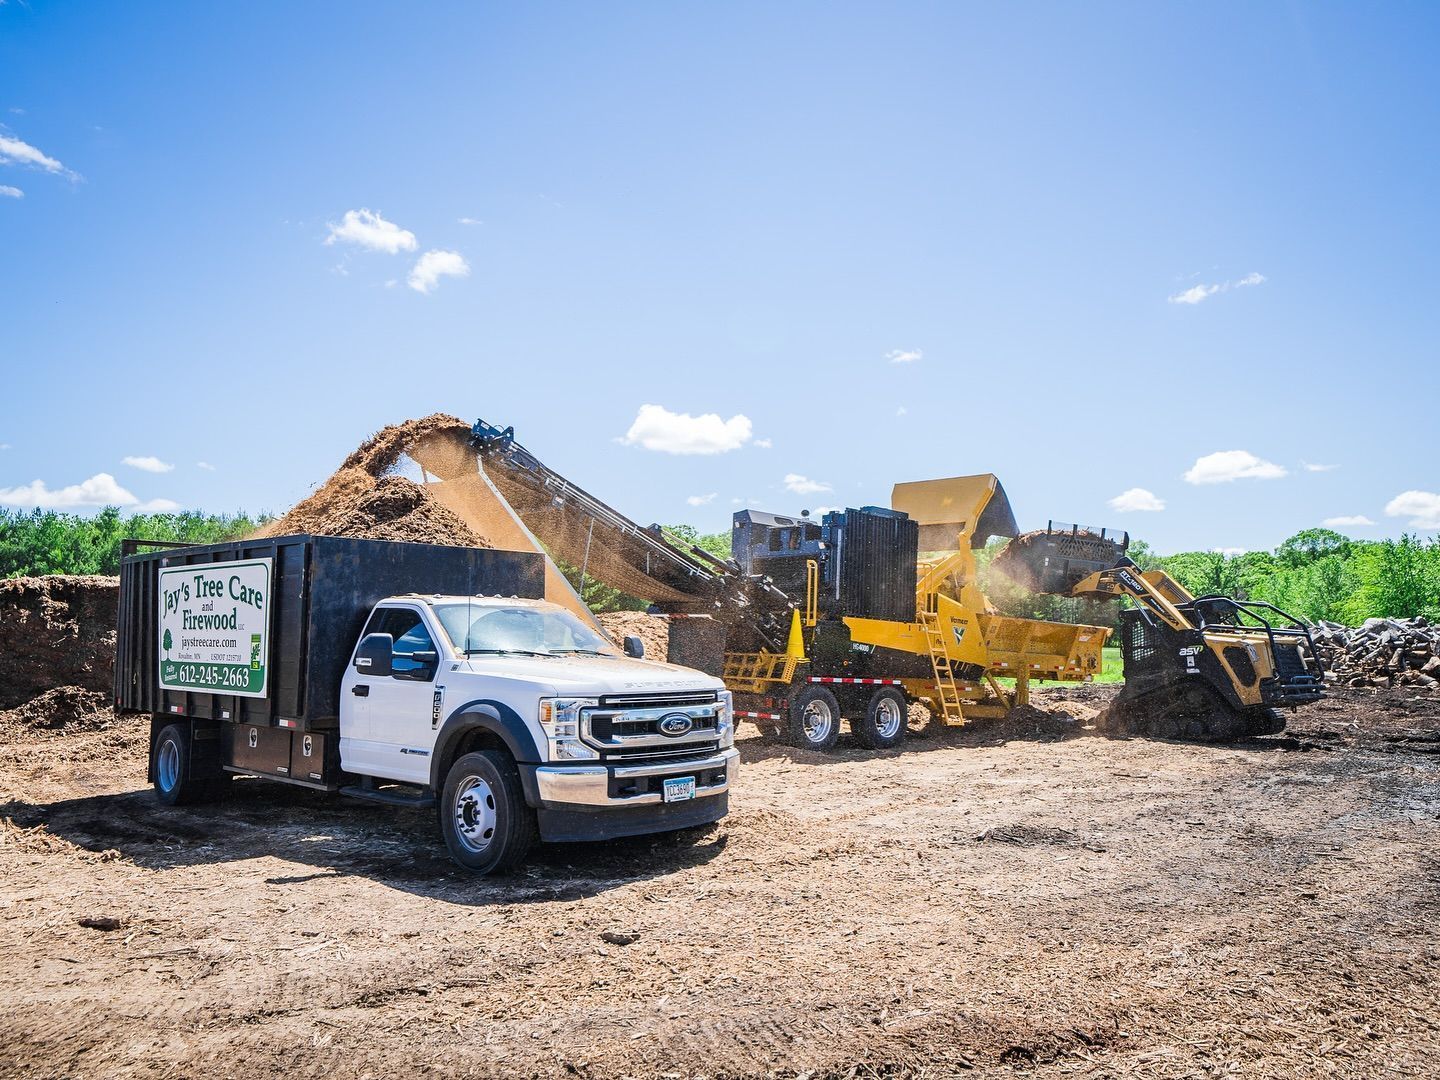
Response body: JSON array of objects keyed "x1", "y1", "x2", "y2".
[{"x1": 1100, "y1": 681, "x2": 1286, "y2": 743}]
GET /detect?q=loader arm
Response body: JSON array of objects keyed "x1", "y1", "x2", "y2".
[{"x1": 1068, "y1": 562, "x2": 1195, "y2": 633}]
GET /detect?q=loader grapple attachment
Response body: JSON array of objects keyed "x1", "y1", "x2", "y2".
[{"x1": 991, "y1": 522, "x2": 1129, "y2": 595}]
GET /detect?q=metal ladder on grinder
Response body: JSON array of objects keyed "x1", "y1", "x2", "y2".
[{"x1": 921, "y1": 611, "x2": 964, "y2": 723}]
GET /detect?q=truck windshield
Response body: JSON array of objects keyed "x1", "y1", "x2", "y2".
[{"x1": 433, "y1": 603, "x2": 619, "y2": 658}]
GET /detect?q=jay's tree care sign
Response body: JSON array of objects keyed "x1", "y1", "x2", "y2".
[{"x1": 158, "y1": 557, "x2": 272, "y2": 697}]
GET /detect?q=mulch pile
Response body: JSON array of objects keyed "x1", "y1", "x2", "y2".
[
  {"x1": 595, "y1": 611, "x2": 670, "y2": 661},
  {"x1": 0, "y1": 575, "x2": 118, "y2": 712},
  {"x1": 0, "y1": 687, "x2": 111, "y2": 733},
  {"x1": 1311, "y1": 617, "x2": 1440, "y2": 691},
  {"x1": 254, "y1": 414, "x2": 488, "y2": 548}
]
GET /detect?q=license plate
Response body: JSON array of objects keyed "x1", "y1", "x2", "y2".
[{"x1": 662, "y1": 776, "x2": 696, "y2": 803}]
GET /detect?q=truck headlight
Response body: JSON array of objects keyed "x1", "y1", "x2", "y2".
[
  {"x1": 538, "y1": 697, "x2": 600, "y2": 761},
  {"x1": 716, "y1": 690, "x2": 735, "y2": 748}
]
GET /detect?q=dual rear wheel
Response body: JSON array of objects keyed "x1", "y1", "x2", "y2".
[{"x1": 784, "y1": 686, "x2": 907, "y2": 752}]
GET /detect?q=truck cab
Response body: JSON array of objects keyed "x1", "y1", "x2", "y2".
[{"x1": 336, "y1": 594, "x2": 736, "y2": 872}]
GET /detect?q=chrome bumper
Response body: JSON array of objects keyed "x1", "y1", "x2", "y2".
[{"x1": 533, "y1": 748, "x2": 738, "y2": 808}]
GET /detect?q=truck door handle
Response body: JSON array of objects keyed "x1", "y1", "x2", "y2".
[{"x1": 352, "y1": 685, "x2": 369, "y2": 697}]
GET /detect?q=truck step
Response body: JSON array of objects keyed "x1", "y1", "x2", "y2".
[{"x1": 340, "y1": 783, "x2": 438, "y2": 809}]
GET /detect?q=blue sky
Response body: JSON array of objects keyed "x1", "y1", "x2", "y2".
[{"x1": 2, "y1": 2, "x2": 1437, "y2": 554}]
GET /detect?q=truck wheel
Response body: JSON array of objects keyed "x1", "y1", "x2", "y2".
[
  {"x1": 153, "y1": 723, "x2": 218, "y2": 806},
  {"x1": 852, "y1": 687, "x2": 907, "y2": 750},
  {"x1": 786, "y1": 686, "x2": 841, "y2": 751},
  {"x1": 440, "y1": 750, "x2": 537, "y2": 875}
]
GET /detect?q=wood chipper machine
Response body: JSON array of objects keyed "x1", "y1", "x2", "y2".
[{"x1": 718, "y1": 475, "x2": 1111, "y2": 750}]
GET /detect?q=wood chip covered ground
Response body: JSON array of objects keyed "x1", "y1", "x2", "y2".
[{"x1": 3, "y1": 683, "x2": 1438, "y2": 1078}]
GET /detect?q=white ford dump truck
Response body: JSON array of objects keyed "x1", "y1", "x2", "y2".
[{"x1": 114, "y1": 534, "x2": 736, "y2": 874}]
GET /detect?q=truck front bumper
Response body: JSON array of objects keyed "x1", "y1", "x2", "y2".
[{"x1": 524, "y1": 748, "x2": 737, "y2": 843}]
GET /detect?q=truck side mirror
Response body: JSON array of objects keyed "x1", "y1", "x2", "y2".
[
  {"x1": 623, "y1": 635, "x2": 645, "y2": 660},
  {"x1": 395, "y1": 649, "x2": 439, "y2": 680},
  {"x1": 354, "y1": 633, "x2": 394, "y2": 677}
]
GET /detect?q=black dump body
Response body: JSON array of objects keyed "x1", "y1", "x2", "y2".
[{"x1": 116, "y1": 534, "x2": 544, "y2": 732}]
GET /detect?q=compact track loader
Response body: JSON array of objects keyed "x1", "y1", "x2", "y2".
[{"x1": 993, "y1": 525, "x2": 1326, "y2": 740}]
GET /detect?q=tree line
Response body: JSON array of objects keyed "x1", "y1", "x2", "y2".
[
  {"x1": 0, "y1": 507, "x2": 269, "y2": 578},
  {"x1": 3, "y1": 508, "x2": 1436, "y2": 628}
]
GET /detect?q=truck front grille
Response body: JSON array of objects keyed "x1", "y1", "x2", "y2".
[{"x1": 582, "y1": 691, "x2": 722, "y2": 763}]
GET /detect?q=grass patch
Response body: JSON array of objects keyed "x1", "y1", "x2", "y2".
[{"x1": 990, "y1": 646, "x2": 1124, "y2": 688}]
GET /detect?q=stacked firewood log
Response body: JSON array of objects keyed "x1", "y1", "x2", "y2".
[{"x1": 1311, "y1": 617, "x2": 1440, "y2": 690}]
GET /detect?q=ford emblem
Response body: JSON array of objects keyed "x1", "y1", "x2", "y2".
[{"x1": 658, "y1": 712, "x2": 694, "y2": 737}]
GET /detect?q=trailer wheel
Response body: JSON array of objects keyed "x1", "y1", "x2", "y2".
[
  {"x1": 786, "y1": 686, "x2": 841, "y2": 751},
  {"x1": 852, "y1": 687, "x2": 907, "y2": 750},
  {"x1": 153, "y1": 723, "x2": 218, "y2": 806},
  {"x1": 439, "y1": 750, "x2": 537, "y2": 875}
]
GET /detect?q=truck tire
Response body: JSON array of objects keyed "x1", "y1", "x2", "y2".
[
  {"x1": 852, "y1": 687, "x2": 907, "y2": 750},
  {"x1": 153, "y1": 723, "x2": 220, "y2": 806},
  {"x1": 786, "y1": 685, "x2": 841, "y2": 752},
  {"x1": 439, "y1": 750, "x2": 537, "y2": 875}
]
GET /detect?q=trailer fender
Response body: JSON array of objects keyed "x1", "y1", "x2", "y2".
[{"x1": 429, "y1": 701, "x2": 543, "y2": 792}]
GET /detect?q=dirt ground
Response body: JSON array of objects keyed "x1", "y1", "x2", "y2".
[{"x1": 3, "y1": 684, "x2": 1439, "y2": 1079}]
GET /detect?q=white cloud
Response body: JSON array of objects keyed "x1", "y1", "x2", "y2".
[
  {"x1": 808, "y1": 505, "x2": 839, "y2": 517},
  {"x1": 1169, "y1": 272, "x2": 1266, "y2": 305},
  {"x1": 0, "y1": 133, "x2": 76, "y2": 178},
  {"x1": 136, "y1": 498, "x2": 181, "y2": 513},
  {"x1": 407, "y1": 249, "x2": 470, "y2": 293},
  {"x1": 753, "y1": 437, "x2": 772, "y2": 449},
  {"x1": 1212, "y1": 547, "x2": 1247, "y2": 557},
  {"x1": 886, "y1": 348, "x2": 923, "y2": 364},
  {"x1": 123, "y1": 455, "x2": 174, "y2": 474},
  {"x1": 1184, "y1": 450, "x2": 1287, "y2": 484},
  {"x1": 0, "y1": 185, "x2": 21, "y2": 198},
  {"x1": 458, "y1": 217, "x2": 483, "y2": 226},
  {"x1": 0, "y1": 472, "x2": 139, "y2": 509},
  {"x1": 1384, "y1": 491, "x2": 1440, "y2": 530},
  {"x1": 1303, "y1": 462, "x2": 1339, "y2": 473},
  {"x1": 1169, "y1": 283, "x2": 1222, "y2": 305},
  {"x1": 0, "y1": 442, "x2": 10, "y2": 450},
  {"x1": 784, "y1": 473, "x2": 832, "y2": 495},
  {"x1": 895, "y1": 405, "x2": 908, "y2": 416},
  {"x1": 619, "y1": 404, "x2": 753, "y2": 455},
  {"x1": 196, "y1": 461, "x2": 215, "y2": 471},
  {"x1": 1108, "y1": 487, "x2": 1166, "y2": 512},
  {"x1": 324, "y1": 209, "x2": 417, "y2": 254},
  {"x1": 1322, "y1": 515, "x2": 1375, "y2": 528},
  {"x1": 686, "y1": 493, "x2": 718, "y2": 507}
]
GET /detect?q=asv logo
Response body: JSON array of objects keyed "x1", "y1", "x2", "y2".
[{"x1": 1178, "y1": 645, "x2": 1205, "y2": 656}]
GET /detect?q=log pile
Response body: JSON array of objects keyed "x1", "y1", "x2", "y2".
[{"x1": 1311, "y1": 617, "x2": 1440, "y2": 690}]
